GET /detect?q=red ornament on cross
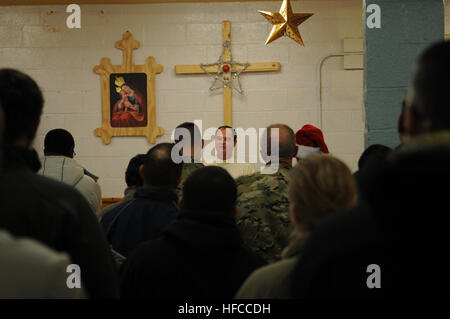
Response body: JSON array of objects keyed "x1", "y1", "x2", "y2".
[{"x1": 222, "y1": 64, "x2": 230, "y2": 73}]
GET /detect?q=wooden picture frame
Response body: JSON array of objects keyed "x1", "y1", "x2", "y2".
[{"x1": 93, "y1": 31, "x2": 163, "y2": 144}]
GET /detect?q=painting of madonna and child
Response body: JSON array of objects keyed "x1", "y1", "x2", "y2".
[{"x1": 109, "y1": 73, "x2": 148, "y2": 127}]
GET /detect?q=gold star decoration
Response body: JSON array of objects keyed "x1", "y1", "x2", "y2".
[{"x1": 259, "y1": 0, "x2": 313, "y2": 46}]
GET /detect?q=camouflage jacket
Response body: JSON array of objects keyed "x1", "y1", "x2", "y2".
[
  {"x1": 235, "y1": 163, "x2": 292, "y2": 263},
  {"x1": 175, "y1": 161, "x2": 204, "y2": 198}
]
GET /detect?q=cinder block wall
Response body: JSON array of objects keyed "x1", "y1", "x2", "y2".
[
  {"x1": 447, "y1": 0, "x2": 450, "y2": 36},
  {"x1": 364, "y1": 0, "x2": 445, "y2": 148},
  {"x1": 0, "y1": 1, "x2": 365, "y2": 196}
]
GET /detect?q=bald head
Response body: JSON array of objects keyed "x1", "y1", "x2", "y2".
[
  {"x1": 142, "y1": 143, "x2": 183, "y2": 188},
  {"x1": 262, "y1": 123, "x2": 297, "y2": 163},
  {"x1": 148, "y1": 143, "x2": 172, "y2": 160}
]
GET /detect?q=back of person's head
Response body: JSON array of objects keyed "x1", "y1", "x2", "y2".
[
  {"x1": 0, "y1": 69, "x2": 44, "y2": 144},
  {"x1": 174, "y1": 122, "x2": 202, "y2": 151},
  {"x1": 43, "y1": 129, "x2": 75, "y2": 158},
  {"x1": 182, "y1": 166, "x2": 237, "y2": 214},
  {"x1": 263, "y1": 123, "x2": 297, "y2": 160},
  {"x1": 358, "y1": 144, "x2": 393, "y2": 171},
  {"x1": 143, "y1": 143, "x2": 183, "y2": 188},
  {"x1": 289, "y1": 154, "x2": 357, "y2": 229},
  {"x1": 411, "y1": 40, "x2": 450, "y2": 132},
  {"x1": 125, "y1": 154, "x2": 146, "y2": 187}
]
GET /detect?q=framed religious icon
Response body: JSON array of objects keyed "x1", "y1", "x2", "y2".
[
  {"x1": 110, "y1": 73, "x2": 147, "y2": 128},
  {"x1": 93, "y1": 31, "x2": 163, "y2": 144}
]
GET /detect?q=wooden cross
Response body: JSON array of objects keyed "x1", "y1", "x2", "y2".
[{"x1": 175, "y1": 20, "x2": 281, "y2": 127}]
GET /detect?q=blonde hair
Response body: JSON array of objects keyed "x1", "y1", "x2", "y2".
[{"x1": 289, "y1": 154, "x2": 357, "y2": 228}]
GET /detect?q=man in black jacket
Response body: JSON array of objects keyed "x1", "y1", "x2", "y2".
[
  {"x1": 291, "y1": 40, "x2": 450, "y2": 299},
  {"x1": 101, "y1": 143, "x2": 182, "y2": 258},
  {"x1": 120, "y1": 166, "x2": 266, "y2": 298},
  {"x1": 0, "y1": 68, "x2": 119, "y2": 298}
]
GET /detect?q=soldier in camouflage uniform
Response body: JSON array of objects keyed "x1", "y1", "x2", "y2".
[
  {"x1": 235, "y1": 124, "x2": 298, "y2": 263},
  {"x1": 173, "y1": 122, "x2": 204, "y2": 198}
]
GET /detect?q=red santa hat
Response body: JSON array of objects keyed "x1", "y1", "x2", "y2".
[{"x1": 295, "y1": 124, "x2": 329, "y2": 158}]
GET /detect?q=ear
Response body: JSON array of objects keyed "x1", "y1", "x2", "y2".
[
  {"x1": 139, "y1": 164, "x2": 145, "y2": 181},
  {"x1": 293, "y1": 145, "x2": 299, "y2": 158},
  {"x1": 178, "y1": 196, "x2": 183, "y2": 209},
  {"x1": 260, "y1": 148, "x2": 269, "y2": 164},
  {"x1": 68, "y1": 146, "x2": 75, "y2": 158},
  {"x1": 404, "y1": 105, "x2": 423, "y2": 137}
]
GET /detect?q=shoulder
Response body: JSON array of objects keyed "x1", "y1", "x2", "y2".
[
  {"x1": 0, "y1": 230, "x2": 69, "y2": 265},
  {"x1": 100, "y1": 199, "x2": 126, "y2": 220},
  {"x1": 235, "y1": 257, "x2": 298, "y2": 299},
  {"x1": 122, "y1": 237, "x2": 169, "y2": 271},
  {"x1": 101, "y1": 199, "x2": 134, "y2": 221},
  {"x1": 2, "y1": 170, "x2": 91, "y2": 213},
  {"x1": 0, "y1": 230, "x2": 83, "y2": 298},
  {"x1": 306, "y1": 205, "x2": 381, "y2": 255},
  {"x1": 253, "y1": 257, "x2": 298, "y2": 279},
  {"x1": 291, "y1": 206, "x2": 381, "y2": 283},
  {"x1": 76, "y1": 174, "x2": 101, "y2": 192},
  {"x1": 108, "y1": 197, "x2": 177, "y2": 217},
  {"x1": 183, "y1": 162, "x2": 204, "y2": 172},
  {"x1": 236, "y1": 171, "x2": 263, "y2": 186},
  {"x1": 237, "y1": 169, "x2": 288, "y2": 194}
]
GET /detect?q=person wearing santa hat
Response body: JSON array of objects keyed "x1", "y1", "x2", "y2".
[{"x1": 295, "y1": 124, "x2": 329, "y2": 160}]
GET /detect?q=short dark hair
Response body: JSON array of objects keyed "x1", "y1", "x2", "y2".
[
  {"x1": 412, "y1": 40, "x2": 450, "y2": 131},
  {"x1": 125, "y1": 154, "x2": 146, "y2": 187},
  {"x1": 358, "y1": 144, "x2": 393, "y2": 170},
  {"x1": 174, "y1": 122, "x2": 202, "y2": 147},
  {"x1": 44, "y1": 129, "x2": 75, "y2": 157},
  {"x1": 264, "y1": 124, "x2": 296, "y2": 159},
  {"x1": 0, "y1": 69, "x2": 44, "y2": 143},
  {"x1": 216, "y1": 126, "x2": 237, "y2": 142},
  {"x1": 182, "y1": 166, "x2": 237, "y2": 214},
  {"x1": 143, "y1": 143, "x2": 183, "y2": 188}
]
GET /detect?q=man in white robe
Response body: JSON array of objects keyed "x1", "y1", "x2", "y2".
[{"x1": 204, "y1": 126, "x2": 255, "y2": 179}]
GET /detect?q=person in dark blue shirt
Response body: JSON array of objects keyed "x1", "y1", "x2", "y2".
[{"x1": 101, "y1": 143, "x2": 182, "y2": 258}]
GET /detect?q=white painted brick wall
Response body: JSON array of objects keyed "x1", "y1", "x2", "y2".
[
  {"x1": 446, "y1": 0, "x2": 450, "y2": 35},
  {"x1": 0, "y1": 1, "x2": 367, "y2": 196}
]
